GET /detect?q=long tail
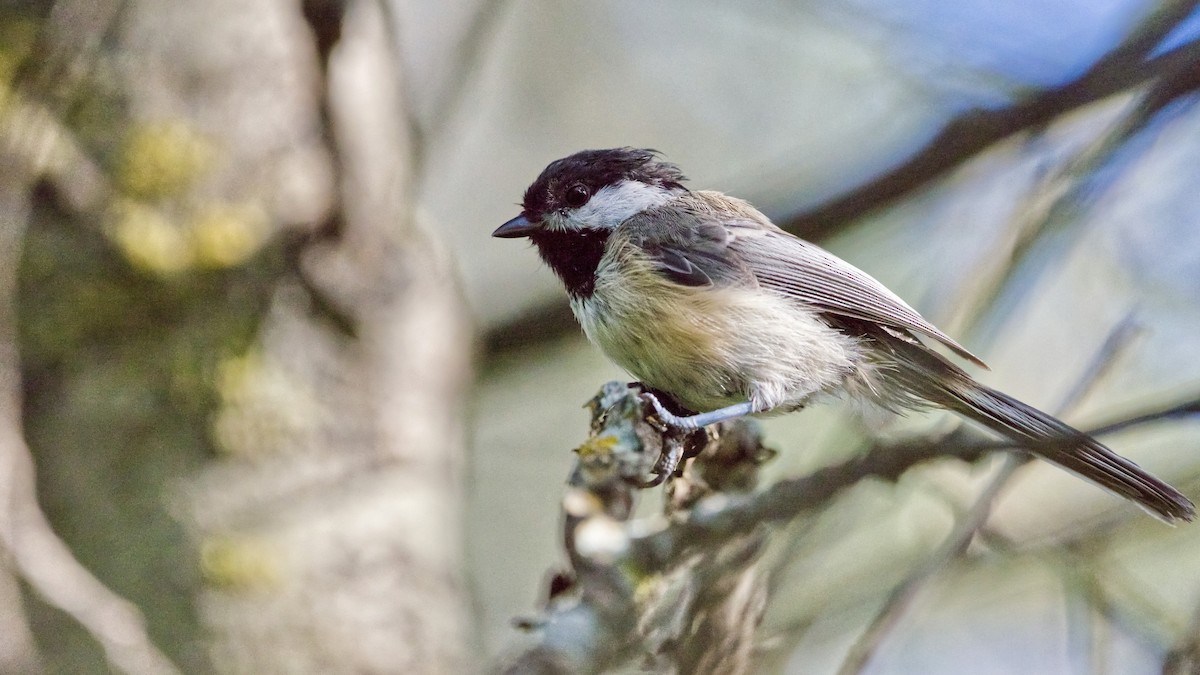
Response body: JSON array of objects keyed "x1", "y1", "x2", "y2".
[{"x1": 875, "y1": 337, "x2": 1194, "y2": 522}]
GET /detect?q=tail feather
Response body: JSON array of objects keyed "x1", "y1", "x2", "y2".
[
  {"x1": 948, "y1": 384, "x2": 1193, "y2": 522},
  {"x1": 876, "y1": 338, "x2": 1195, "y2": 522}
]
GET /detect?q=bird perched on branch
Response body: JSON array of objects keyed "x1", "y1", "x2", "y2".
[{"x1": 493, "y1": 147, "x2": 1193, "y2": 522}]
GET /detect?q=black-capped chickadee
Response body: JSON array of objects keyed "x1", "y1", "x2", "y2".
[{"x1": 493, "y1": 147, "x2": 1193, "y2": 522}]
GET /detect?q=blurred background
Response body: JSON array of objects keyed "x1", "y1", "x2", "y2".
[{"x1": 2, "y1": 0, "x2": 1200, "y2": 673}]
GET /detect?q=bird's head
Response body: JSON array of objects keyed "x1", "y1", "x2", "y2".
[{"x1": 492, "y1": 147, "x2": 687, "y2": 239}]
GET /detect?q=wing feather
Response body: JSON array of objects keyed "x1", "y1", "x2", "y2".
[
  {"x1": 617, "y1": 197, "x2": 986, "y2": 368},
  {"x1": 726, "y1": 222, "x2": 988, "y2": 368}
]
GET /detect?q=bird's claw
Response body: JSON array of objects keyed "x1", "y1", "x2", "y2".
[
  {"x1": 633, "y1": 426, "x2": 687, "y2": 487},
  {"x1": 635, "y1": 391, "x2": 706, "y2": 486}
]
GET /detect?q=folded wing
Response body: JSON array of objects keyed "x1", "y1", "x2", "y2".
[
  {"x1": 620, "y1": 204, "x2": 986, "y2": 369},
  {"x1": 726, "y1": 222, "x2": 987, "y2": 368}
]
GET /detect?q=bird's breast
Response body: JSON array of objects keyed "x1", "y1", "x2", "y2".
[
  {"x1": 571, "y1": 248, "x2": 862, "y2": 412},
  {"x1": 571, "y1": 264, "x2": 742, "y2": 410}
]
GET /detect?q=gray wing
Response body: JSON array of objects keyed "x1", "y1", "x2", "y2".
[
  {"x1": 725, "y1": 221, "x2": 988, "y2": 368},
  {"x1": 621, "y1": 205, "x2": 753, "y2": 288},
  {"x1": 620, "y1": 201, "x2": 986, "y2": 368}
]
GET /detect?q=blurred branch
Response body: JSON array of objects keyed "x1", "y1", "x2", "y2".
[
  {"x1": 936, "y1": 80, "x2": 1163, "y2": 339},
  {"x1": 375, "y1": 1, "x2": 428, "y2": 177},
  {"x1": 0, "y1": 403, "x2": 182, "y2": 675},
  {"x1": 0, "y1": 88, "x2": 111, "y2": 214},
  {"x1": 1091, "y1": 398, "x2": 1200, "y2": 437},
  {"x1": 0, "y1": 556, "x2": 40, "y2": 673},
  {"x1": 17, "y1": 0, "x2": 122, "y2": 104},
  {"x1": 978, "y1": 528, "x2": 1193, "y2": 669},
  {"x1": 428, "y1": 0, "x2": 512, "y2": 120},
  {"x1": 0, "y1": 160, "x2": 44, "y2": 675},
  {"x1": 418, "y1": 0, "x2": 515, "y2": 187},
  {"x1": 188, "y1": 0, "x2": 474, "y2": 670},
  {"x1": 1064, "y1": 540, "x2": 1190, "y2": 667},
  {"x1": 482, "y1": 3, "x2": 1200, "y2": 358},
  {"x1": 1159, "y1": 598, "x2": 1200, "y2": 674},
  {"x1": 836, "y1": 455, "x2": 1023, "y2": 675},
  {"x1": 1, "y1": 0, "x2": 115, "y2": 215},
  {"x1": 784, "y1": 0, "x2": 1200, "y2": 240},
  {"x1": 309, "y1": 0, "x2": 518, "y2": 184},
  {"x1": 939, "y1": 395, "x2": 1200, "y2": 459},
  {"x1": 503, "y1": 318, "x2": 1195, "y2": 671},
  {"x1": 836, "y1": 312, "x2": 1141, "y2": 674},
  {"x1": 0, "y1": 158, "x2": 179, "y2": 675},
  {"x1": 0, "y1": 4, "x2": 179, "y2": 672}
]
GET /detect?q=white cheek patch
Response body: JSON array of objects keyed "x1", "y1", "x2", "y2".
[
  {"x1": 540, "y1": 212, "x2": 568, "y2": 231},
  {"x1": 563, "y1": 180, "x2": 677, "y2": 231}
]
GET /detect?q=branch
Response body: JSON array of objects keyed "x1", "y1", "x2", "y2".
[
  {"x1": 1152, "y1": 588, "x2": 1200, "y2": 674},
  {"x1": 500, "y1": 383, "x2": 774, "y2": 674},
  {"x1": 0, "y1": 175, "x2": 41, "y2": 675},
  {"x1": 783, "y1": 0, "x2": 1200, "y2": 240},
  {"x1": 1091, "y1": 398, "x2": 1200, "y2": 438},
  {"x1": 0, "y1": 433, "x2": 181, "y2": 675},
  {"x1": 0, "y1": 4, "x2": 181, "y2": 666},
  {"x1": 978, "y1": 529, "x2": 1192, "y2": 669},
  {"x1": 0, "y1": 157, "x2": 179, "y2": 675},
  {"x1": 835, "y1": 312, "x2": 1142, "y2": 674},
  {"x1": 836, "y1": 454, "x2": 1024, "y2": 675},
  {"x1": 502, "y1": 347, "x2": 1198, "y2": 672},
  {"x1": 481, "y1": 5, "x2": 1200, "y2": 356}
]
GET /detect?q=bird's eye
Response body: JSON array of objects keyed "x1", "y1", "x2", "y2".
[{"x1": 564, "y1": 184, "x2": 591, "y2": 208}]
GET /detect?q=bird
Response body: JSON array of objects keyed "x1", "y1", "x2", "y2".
[{"x1": 492, "y1": 147, "x2": 1194, "y2": 522}]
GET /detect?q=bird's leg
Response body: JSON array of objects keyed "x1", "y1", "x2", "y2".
[
  {"x1": 627, "y1": 386, "x2": 699, "y2": 484},
  {"x1": 632, "y1": 387, "x2": 765, "y2": 486},
  {"x1": 640, "y1": 392, "x2": 759, "y2": 430}
]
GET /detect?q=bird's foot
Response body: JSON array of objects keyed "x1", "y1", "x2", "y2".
[{"x1": 639, "y1": 391, "x2": 702, "y2": 431}]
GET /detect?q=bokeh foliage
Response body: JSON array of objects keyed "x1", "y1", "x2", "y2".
[{"x1": 7, "y1": 5, "x2": 292, "y2": 669}]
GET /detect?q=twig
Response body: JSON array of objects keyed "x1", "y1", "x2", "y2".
[
  {"x1": 416, "y1": 0, "x2": 516, "y2": 191},
  {"x1": 1063, "y1": 541, "x2": 1183, "y2": 670},
  {"x1": 782, "y1": 0, "x2": 1200, "y2": 240},
  {"x1": 0, "y1": 435, "x2": 181, "y2": 675},
  {"x1": 373, "y1": 0, "x2": 428, "y2": 180},
  {"x1": 1091, "y1": 399, "x2": 1200, "y2": 438},
  {"x1": 835, "y1": 313, "x2": 1141, "y2": 674},
  {"x1": 936, "y1": 83, "x2": 1159, "y2": 341},
  {"x1": 500, "y1": 383, "x2": 773, "y2": 673},
  {"x1": 977, "y1": 530, "x2": 1186, "y2": 664},
  {"x1": 1158, "y1": 597, "x2": 1200, "y2": 674},
  {"x1": 0, "y1": 555, "x2": 41, "y2": 672},
  {"x1": 504, "y1": 356, "x2": 1197, "y2": 671},
  {"x1": 835, "y1": 454, "x2": 1024, "y2": 675}
]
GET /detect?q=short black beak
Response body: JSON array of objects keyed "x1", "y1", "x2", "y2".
[{"x1": 492, "y1": 214, "x2": 539, "y2": 239}]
